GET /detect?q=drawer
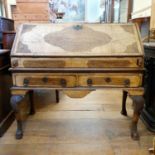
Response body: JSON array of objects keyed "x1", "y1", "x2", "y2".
[
  {"x1": 11, "y1": 57, "x2": 144, "y2": 68},
  {"x1": 78, "y1": 73, "x2": 143, "y2": 88},
  {"x1": 13, "y1": 74, "x2": 77, "y2": 88},
  {"x1": 13, "y1": 73, "x2": 143, "y2": 88}
]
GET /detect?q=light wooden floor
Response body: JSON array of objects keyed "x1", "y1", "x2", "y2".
[{"x1": 0, "y1": 90, "x2": 154, "y2": 155}]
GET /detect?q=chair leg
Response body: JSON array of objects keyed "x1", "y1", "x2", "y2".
[
  {"x1": 130, "y1": 96, "x2": 144, "y2": 140},
  {"x1": 10, "y1": 95, "x2": 25, "y2": 139},
  {"x1": 29, "y1": 90, "x2": 35, "y2": 115},
  {"x1": 55, "y1": 90, "x2": 59, "y2": 103},
  {"x1": 121, "y1": 90, "x2": 128, "y2": 116}
]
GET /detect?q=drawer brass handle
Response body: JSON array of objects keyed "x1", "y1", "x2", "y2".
[
  {"x1": 87, "y1": 79, "x2": 93, "y2": 86},
  {"x1": 42, "y1": 77, "x2": 48, "y2": 83},
  {"x1": 124, "y1": 79, "x2": 130, "y2": 87},
  {"x1": 12, "y1": 60, "x2": 18, "y2": 67},
  {"x1": 137, "y1": 59, "x2": 143, "y2": 67},
  {"x1": 60, "y1": 79, "x2": 67, "y2": 87},
  {"x1": 105, "y1": 77, "x2": 111, "y2": 83},
  {"x1": 23, "y1": 78, "x2": 29, "y2": 87}
]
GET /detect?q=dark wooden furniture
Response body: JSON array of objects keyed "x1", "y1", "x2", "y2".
[
  {"x1": 0, "y1": 17, "x2": 14, "y2": 32},
  {"x1": 0, "y1": 17, "x2": 15, "y2": 137},
  {"x1": 2, "y1": 31, "x2": 16, "y2": 49},
  {"x1": 0, "y1": 17, "x2": 14, "y2": 49},
  {"x1": 0, "y1": 49, "x2": 14, "y2": 137},
  {"x1": 141, "y1": 42, "x2": 155, "y2": 132},
  {"x1": 10, "y1": 23, "x2": 144, "y2": 140}
]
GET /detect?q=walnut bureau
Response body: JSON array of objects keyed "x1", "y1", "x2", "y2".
[{"x1": 10, "y1": 23, "x2": 144, "y2": 140}]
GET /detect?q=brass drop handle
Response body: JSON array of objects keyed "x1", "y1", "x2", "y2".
[
  {"x1": 60, "y1": 79, "x2": 67, "y2": 87},
  {"x1": 105, "y1": 77, "x2": 111, "y2": 83},
  {"x1": 12, "y1": 60, "x2": 18, "y2": 67},
  {"x1": 137, "y1": 59, "x2": 143, "y2": 67},
  {"x1": 23, "y1": 78, "x2": 29, "y2": 87},
  {"x1": 42, "y1": 77, "x2": 48, "y2": 83},
  {"x1": 87, "y1": 79, "x2": 93, "y2": 86},
  {"x1": 124, "y1": 79, "x2": 130, "y2": 87}
]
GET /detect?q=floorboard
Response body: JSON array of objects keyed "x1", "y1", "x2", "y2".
[{"x1": 0, "y1": 90, "x2": 153, "y2": 155}]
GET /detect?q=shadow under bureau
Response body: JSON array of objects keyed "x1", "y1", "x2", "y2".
[{"x1": 10, "y1": 23, "x2": 144, "y2": 140}]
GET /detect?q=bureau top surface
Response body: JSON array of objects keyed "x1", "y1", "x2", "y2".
[{"x1": 11, "y1": 23, "x2": 143, "y2": 57}]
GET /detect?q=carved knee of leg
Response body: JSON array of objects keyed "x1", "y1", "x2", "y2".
[
  {"x1": 10, "y1": 95, "x2": 25, "y2": 112},
  {"x1": 131, "y1": 96, "x2": 144, "y2": 113}
]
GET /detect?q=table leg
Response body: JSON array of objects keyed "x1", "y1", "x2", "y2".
[
  {"x1": 121, "y1": 90, "x2": 128, "y2": 116},
  {"x1": 55, "y1": 90, "x2": 59, "y2": 103},
  {"x1": 130, "y1": 95, "x2": 144, "y2": 140},
  {"x1": 10, "y1": 94, "x2": 25, "y2": 139},
  {"x1": 29, "y1": 90, "x2": 35, "y2": 115}
]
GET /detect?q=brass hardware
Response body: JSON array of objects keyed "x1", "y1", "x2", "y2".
[
  {"x1": 150, "y1": 29, "x2": 155, "y2": 40},
  {"x1": 60, "y1": 79, "x2": 67, "y2": 87},
  {"x1": 42, "y1": 77, "x2": 48, "y2": 83},
  {"x1": 23, "y1": 78, "x2": 29, "y2": 87},
  {"x1": 87, "y1": 79, "x2": 93, "y2": 86},
  {"x1": 73, "y1": 25, "x2": 83, "y2": 31},
  {"x1": 137, "y1": 59, "x2": 143, "y2": 67},
  {"x1": 105, "y1": 77, "x2": 111, "y2": 83},
  {"x1": 124, "y1": 79, "x2": 130, "y2": 87},
  {"x1": 12, "y1": 60, "x2": 18, "y2": 67}
]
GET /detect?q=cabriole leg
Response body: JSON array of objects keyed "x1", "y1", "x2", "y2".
[
  {"x1": 29, "y1": 90, "x2": 35, "y2": 115},
  {"x1": 121, "y1": 90, "x2": 128, "y2": 116},
  {"x1": 55, "y1": 90, "x2": 59, "y2": 103},
  {"x1": 130, "y1": 95, "x2": 144, "y2": 140},
  {"x1": 16, "y1": 120, "x2": 23, "y2": 139},
  {"x1": 10, "y1": 95, "x2": 25, "y2": 139}
]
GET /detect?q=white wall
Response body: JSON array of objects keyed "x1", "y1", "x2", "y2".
[{"x1": 132, "y1": 0, "x2": 152, "y2": 19}]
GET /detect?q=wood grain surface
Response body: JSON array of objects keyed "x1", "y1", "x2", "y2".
[
  {"x1": 11, "y1": 57, "x2": 144, "y2": 68},
  {"x1": 0, "y1": 90, "x2": 153, "y2": 155},
  {"x1": 12, "y1": 3, "x2": 48, "y2": 14},
  {"x1": 11, "y1": 23, "x2": 144, "y2": 56},
  {"x1": 16, "y1": 0, "x2": 48, "y2": 2},
  {"x1": 12, "y1": 73, "x2": 142, "y2": 88}
]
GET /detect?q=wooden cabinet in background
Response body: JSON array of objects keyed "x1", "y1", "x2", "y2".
[
  {"x1": 141, "y1": 43, "x2": 155, "y2": 132},
  {"x1": 11, "y1": 0, "x2": 49, "y2": 28},
  {"x1": 2, "y1": 31, "x2": 16, "y2": 49},
  {"x1": 0, "y1": 49, "x2": 14, "y2": 137},
  {"x1": 0, "y1": 17, "x2": 14, "y2": 49}
]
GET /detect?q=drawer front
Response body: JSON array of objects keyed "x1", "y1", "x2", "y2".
[
  {"x1": 11, "y1": 57, "x2": 144, "y2": 68},
  {"x1": 14, "y1": 74, "x2": 76, "y2": 87},
  {"x1": 13, "y1": 73, "x2": 143, "y2": 88},
  {"x1": 78, "y1": 74, "x2": 143, "y2": 88}
]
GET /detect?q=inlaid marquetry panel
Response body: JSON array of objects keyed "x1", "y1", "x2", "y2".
[
  {"x1": 11, "y1": 23, "x2": 143, "y2": 56},
  {"x1": 11, "y1": 57, "x2": 144, "y2": 68}
]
